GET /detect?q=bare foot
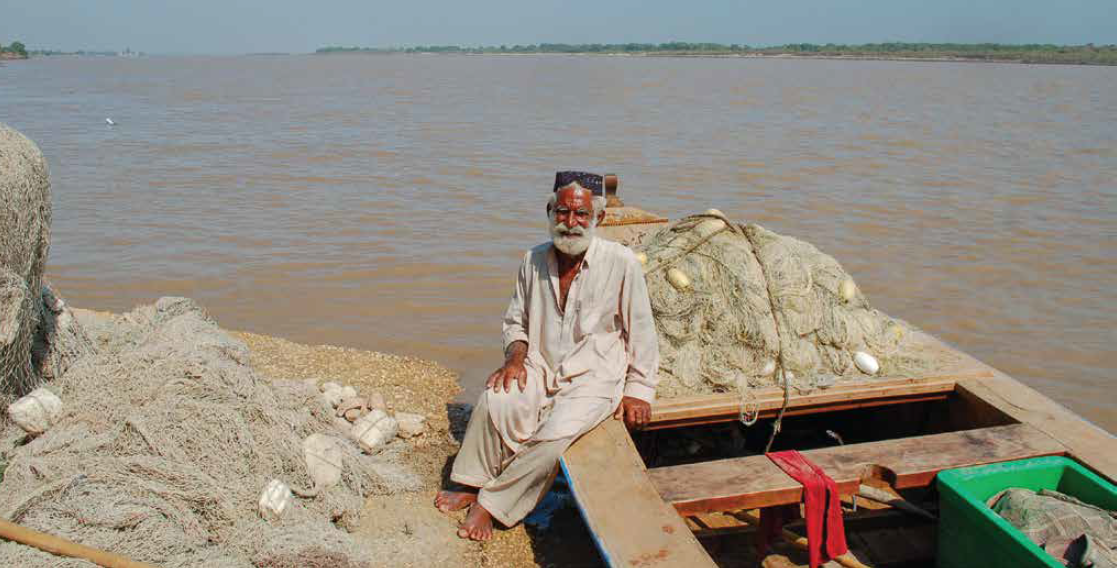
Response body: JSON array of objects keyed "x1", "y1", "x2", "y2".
[
  {"x1": 435, "y1": 490, "x2": 478, "y2": 513},
  {"x1": 456, "y1": 502, "x2": 494, "y2": 541}
]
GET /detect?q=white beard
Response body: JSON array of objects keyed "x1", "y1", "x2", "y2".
[{"x1": 550, "y1": 221, "x2": 594, "y2": 256}]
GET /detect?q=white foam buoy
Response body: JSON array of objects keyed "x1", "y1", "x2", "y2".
[
  {"x1": 7, "y1": 388, "x2": 63, "y2": 436},
  {"x1": 696, "y1": 218, "x2": 726, "y2": 237},
  {"x1": 667, "y1": 268, "x2": 691, "y2": 291},
  {"x1": 298, "y1": 434, "x2": 344, "y2": 496},
  {"x1": 395, "y1": 412, "x2": 427, "y2": 438},
  {"x1": 839, "y1": 277, "x2": 857, "y2": 302},
  {"x1": 350, "y1": 409, "x2": 398, "y2": 454},
  {"x1": 759, "y1": 359, "x2": 777, "y2": 377},
  {"x1": 853, "y1": 351, "x2": 880, "y2": 375},
  {"x1": 259, "y1": 479, "x2": 293, "y2": 521},
  {"x1": 105, "y1": 118, "x2": 115, "y2": 126}
]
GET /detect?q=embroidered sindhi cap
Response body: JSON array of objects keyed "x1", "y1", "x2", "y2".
[{"x1": 553, "y1": 171, "x2": 603, "y2": 195}]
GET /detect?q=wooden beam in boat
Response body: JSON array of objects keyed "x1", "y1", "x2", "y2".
[
  {"x1": 647, "y1": 423, "x2": 1066, "y2": 516},
  {"x1": 915, "y1": 335, "x2": 1116, "y2": 483},
  {"x1": 649, "y1": 370, "x2": 992, "y2": 430},
  {"x1": 956, "y1": 373, "x2": 1116, "y2": 482},
  {"x1": 561, "y1": 418, "x2": 716, "y2": 568}
]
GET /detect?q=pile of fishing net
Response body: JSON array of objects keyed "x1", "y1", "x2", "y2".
[
  {"x1": 1, "y1": 124, "x2": 93, "y2": 405},
  {"x1": 989, "y1": 487, "x2": 1116, "y2": 567},
  {"x1": 0, "y1": 297, "x2": 419, "y2": 567},
  {"x1": 640, "y1": 212, "x2": 946, "y2": 399}
]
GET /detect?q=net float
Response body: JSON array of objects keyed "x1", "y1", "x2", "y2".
[
  {"x1": 350, "y1": 408, "x2": 398, "y2": 454},
  {"x1": 839, "y1": 277, "x2": 857, "y2": 302},
  {"x1": 854, "y1": 351, "x2": 880, "y2": 375},
  {"x1": 667, "y1": 268, "x2": 691, "y2": 291},
  {"x1": 294, "y1": 434, "x2": 344, "y2": 498},
  {"x1": 258, "y1": 479, "x2": 293, "y2": 521},
  {"x1": 696, "y1": 218, "x2": 726, "y2": 237},
  {"x1": 759, "y1": 358, "x2": 777, "y2": 376}
]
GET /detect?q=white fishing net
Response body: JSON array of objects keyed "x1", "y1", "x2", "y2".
[
  {"x1": 640, "y1": 213, "x2": 942, "y2": 399},
  {"x1": 0, "y1": 123, "x2": 53, "y2": 401},
  {"x1": 1, "y1": 124, "x2": 93, "y2": 409},
  {"x1": 0, "y1": 298, "x2": 419, "y2": 567}
]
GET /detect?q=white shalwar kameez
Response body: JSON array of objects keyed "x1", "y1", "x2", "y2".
[{"x1": 450, "y1": 236, "x2": 660, "y2": 526}]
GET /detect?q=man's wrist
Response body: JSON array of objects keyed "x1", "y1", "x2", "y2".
[
  {"x1": 504, "y1": 341, "x2": 528, "y2": 364},
  {"x1": 622, "y1": 381, "x2": 656, "y2": 404}
]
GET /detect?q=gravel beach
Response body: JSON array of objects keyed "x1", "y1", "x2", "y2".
[{"x1": 233, "y1": 329, "x2": 601, "y2": 568}]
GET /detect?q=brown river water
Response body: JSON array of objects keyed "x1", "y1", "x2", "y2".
[{"x1": 1, "y1": 55, "x2": 1113, "y2": 432}]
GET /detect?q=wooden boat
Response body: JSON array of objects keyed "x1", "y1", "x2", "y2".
[{"x1": 559, "y1": 192, "x2": 1116, "y2": 568}]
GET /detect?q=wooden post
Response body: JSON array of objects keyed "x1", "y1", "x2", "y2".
[{"x1": 0, "y1": 518, "x2": 151, "y2": 568}]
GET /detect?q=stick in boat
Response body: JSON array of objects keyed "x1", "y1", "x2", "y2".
[
  {"x1": 855, "y1": 484, "x2": 937, "y2": 521},
  {"x1": 0, "y1": 518, "x2": 151, "y2": 568}
]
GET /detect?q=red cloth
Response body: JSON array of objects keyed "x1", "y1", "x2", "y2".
[{"x1": 758, "y1": 450, "x2": 849, "y2": 568}]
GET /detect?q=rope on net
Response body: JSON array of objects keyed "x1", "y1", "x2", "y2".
[{"x1": 638, "y1": 212, "x2": 945, "y2": 450}]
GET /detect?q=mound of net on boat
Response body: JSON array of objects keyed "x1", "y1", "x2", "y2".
[
  {"x1": 0, "y1": 298, "x2": 419, "y2": 567},
  {"x1": 639, "y1": 212, "x2": 954, "y2": 400}
]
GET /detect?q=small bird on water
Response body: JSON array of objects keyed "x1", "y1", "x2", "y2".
[{"x1": 105, "y1": 118, "x2": 116, "y2": 126}]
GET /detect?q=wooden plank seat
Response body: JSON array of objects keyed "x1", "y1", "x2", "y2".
[
  {"x1": 561, "y1": 418, "x2": 716, "y2": 568},
  {"x1": 647, "y1": 423, "x2": 1067, "y2": 516},
  {"x1": 649, "y1": 370, "x2": 992, "y2": 430}
]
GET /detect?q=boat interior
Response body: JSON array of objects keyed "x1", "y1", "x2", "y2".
[
  {"x1": 560, "y1": 357, "x2": 1112, "y2": 568},
  {"x1": 634, "y1": 387, "x2": 1019, "y2": 567}
]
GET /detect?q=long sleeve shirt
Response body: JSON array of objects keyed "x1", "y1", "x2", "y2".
[{"x1": 501, "y1": 236, "x2": 660, "y2": 404}]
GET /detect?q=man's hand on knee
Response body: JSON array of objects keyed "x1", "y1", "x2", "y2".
[
  {"x1": 487, "y1": 341, "x2": 528, "y2": 393},
  {"x1": 613, "y1": 396, "x2": 651, "y2": 430}
]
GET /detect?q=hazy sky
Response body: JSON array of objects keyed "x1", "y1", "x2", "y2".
[{"x1": 2, "y1": 0, "x2": 1115, "y2": 55}]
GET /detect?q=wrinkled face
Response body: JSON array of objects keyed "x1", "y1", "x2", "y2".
[{"x1": 549, "y1": 184, "x2": 596, "y2": 256}]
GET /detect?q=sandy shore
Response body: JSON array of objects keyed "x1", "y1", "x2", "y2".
[{"x1": 233, "y1": 329, "x2": 601, "y2": 567}]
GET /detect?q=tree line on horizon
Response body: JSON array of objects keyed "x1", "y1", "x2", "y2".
[
  {"x1": 316, "y1": 42, "x2": 1116, "y2": 65},
  {"x1": 0, "y1": 41, "x2": 28, "y2": 57}
]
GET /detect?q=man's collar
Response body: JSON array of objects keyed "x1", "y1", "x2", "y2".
[{"x1": 582, "y1": 235, "x2": 599, "y2": 267}]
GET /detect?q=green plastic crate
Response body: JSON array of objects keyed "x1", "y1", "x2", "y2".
[{"x1": 936, "y1": 456, "x2": 1116, "y2": 567}]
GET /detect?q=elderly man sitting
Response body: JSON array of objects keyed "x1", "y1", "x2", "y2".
[{"x1": 435, "y1": 171, "x2": 660, "y2": 541}]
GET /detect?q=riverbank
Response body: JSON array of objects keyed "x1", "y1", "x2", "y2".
[
  {"x1": 37, "y1": 307, "x2": 599, "y2": 566},
  {"x1": 319, "y1": 50, "x2": 1117, "y2": 66},
  {"x1": 316, "y1": 43, "x2": 1117, "y2": 66},
  {"x1": 0, "y1": 52, "x2": 28, "y2": 61}
]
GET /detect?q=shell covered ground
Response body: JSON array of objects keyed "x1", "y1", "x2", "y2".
[{"x1": 233, "y1": 329, "x2": 602, "y2": 568}]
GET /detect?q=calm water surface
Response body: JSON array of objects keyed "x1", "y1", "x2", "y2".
[{"x1": 1, "y1": 55, "x2": 1113, "y2": 431}]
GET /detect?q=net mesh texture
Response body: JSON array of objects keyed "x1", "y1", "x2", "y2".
[
  {"x1": 0, "y1": 298, "x2": 420, "y2": 567},
  {"x1": 0, "y1": 124, "x2": 52, "y2": 402},
  {"x1": 640, "y1": 213, "x2": 944, "y2": 399}
]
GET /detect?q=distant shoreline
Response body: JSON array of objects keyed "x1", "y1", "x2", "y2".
[
  {"x1": 365, "y1": 51, "x2": 1116, "y2": 66},
  {"x1": 316, "y1": 43, "x2": 1117, "y2": 66}
]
